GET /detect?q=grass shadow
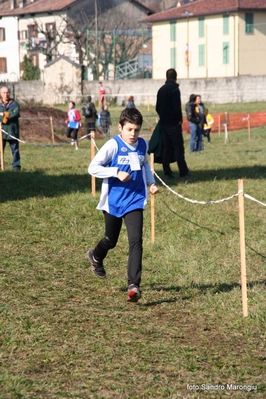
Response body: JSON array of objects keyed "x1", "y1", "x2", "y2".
[
  {"x1": 0, "y1": 170, "x2": 93, "y2": 203},
  {"x1": 246, "y1": 244, "x2": 266, "y2": 259},
  {"x1": 142, "y1": 280, "x2": 266, "y2": 307},
  {"x1": 164, "y1": 202, "x2": 226, "y2": 236}
]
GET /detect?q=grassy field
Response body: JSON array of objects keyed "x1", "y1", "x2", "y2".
[{"x1": 1, "y1": 120, "x2": 266, "y2": 398}]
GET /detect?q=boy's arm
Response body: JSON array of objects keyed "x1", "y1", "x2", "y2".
[
  {"x1": 88, "y1": 139, "x2": 119, "y2": 178},
  {"x1": 144, "y1": 161, "x2": 159, "y2": 194},
  {"x1": 143, "y1": 142, "x2": 158, "y2": 193}
]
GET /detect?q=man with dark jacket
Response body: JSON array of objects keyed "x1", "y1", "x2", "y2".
[
  {"x1": 0, "y1": 86, "x2": 21, "y2": 170},
  {"x1": 156, "y1": 68, "x2": 189, "y2": 180}
]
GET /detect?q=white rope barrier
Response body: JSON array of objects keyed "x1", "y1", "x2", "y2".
[
  {"x1": 243, "y1": 193, "x2": 266, "y2": 207},
  {"x1": 1, "y1": 128, "x2": 69, "y2": 147},
  {"x1": 1, "y1": 127, "x2": 101, "y2": 150},
  {"x1": 91, "y1": 136, "x2": 100, "y2": 152},
  {"x1": 154, "y1": 171, "x2": 240, "y2": 205},
  {"x1": 1, "y1": 129, "x2": 27, "y2": 144},
  {"x1": 154, "y1": 170, "x2": 266, "y2": 209},
  {"x1": 1, "y1": 128, "x2": 93, "y2": 148},
  {"x1": 79, "y1": 133, "x2": 90, "y2": 141}
]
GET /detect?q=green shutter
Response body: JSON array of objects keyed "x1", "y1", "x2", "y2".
[
  {"x1": 223, "y1": 15, "x2": 229, "y2": 35},
  {"x1": 170, "y1": 22, "x2": 176, "y2": 41},
  {"x1": 245, "y1": 13, "x2": 254, "y2": 34},
  {"x1": 198, "y1": 17, "x2": 205, "y2": 38},
  {"x1": 199, "y1": 44, "x2": 205, "y2": 66},
  {"x1": 223, "y1": 42, "x2": 229, "y2": 64},
  {"x1": 170, "y1": 47, "x2": 176, "y2": 68}
]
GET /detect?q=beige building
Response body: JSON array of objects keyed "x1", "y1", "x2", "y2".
[{"x1": 142, "y1": 0, "x2": 266, "y2": 79}]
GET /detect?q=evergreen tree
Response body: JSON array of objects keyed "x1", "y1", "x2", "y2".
[{"x1": 21, "y1": 55, "x2": 40, "y2": 81}]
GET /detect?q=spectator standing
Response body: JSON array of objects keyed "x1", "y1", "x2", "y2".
[
  {"x1": 126, "y1": 96, "x2": 135, "y2": 109},
  {"x1": 0, "y1": 86, "x2": 21, "y2": 170},
  {"x1": 195, "y1": 94, "x2": 206, "y2": 147},
  {"x1": 82, "y1": 96, "x2": 97, "y2": 140},
  {"x1": 99, "y1": 82, "x2": 106, "y2": 108},
  {"x1": 100, "y1": 105, "x2": 111, "y2": 137},
  {"x1": 88, "y1": 108, "x2": 158, "y2": 303},
  {"x1": 185, "y1": 94, "x2": 202, "y2": 152},
  {"x1": 203, "y1": 108, "x2": 214, "y2": 143},
  {"x1": 156, "y1": 68, "x2": 189, "y2": 180},
  {"x1": 65, "y1": 101, "x2": 81, "y2": 150}
]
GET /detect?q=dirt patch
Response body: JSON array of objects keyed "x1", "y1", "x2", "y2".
[{"x1": 19, "y1": 106, "x2": 105, "y2": 144}]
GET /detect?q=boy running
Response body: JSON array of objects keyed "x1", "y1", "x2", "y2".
[{"x1": 88, "y1": 108, "x2": 158, "y2": 303}]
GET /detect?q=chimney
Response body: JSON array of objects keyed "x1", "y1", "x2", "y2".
[
  {"x1": 10, "y1": 0, "x2": 17, "y2": 9},
  {"x1": 19, "y1": 0, "x2": 26, "y2": 7}
]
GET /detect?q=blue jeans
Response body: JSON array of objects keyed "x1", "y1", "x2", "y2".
[
  {"x1": 3, "y1": 139, "x2": 21, "y2": 169},
  {"x1": 189, "y1": 123, "x2": 203, "y2": 152}
]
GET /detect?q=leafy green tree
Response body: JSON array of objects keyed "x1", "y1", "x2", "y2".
[{"x1": 21, "y1": 55, "x2": 41, "y2": 81}]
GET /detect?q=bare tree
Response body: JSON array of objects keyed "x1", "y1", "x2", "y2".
[
  {"x1": 28, "y1": 6, "x2": 151, "y2": 79},
  {"x1": 30, "y1": 17, "x2": 68, "y2": 63},
  {"x1": 61, "y1": 2, "x2": 152, "y2": 79}
]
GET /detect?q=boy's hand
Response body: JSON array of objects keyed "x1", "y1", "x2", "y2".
[
  {"x1": 117, "y1": 170, "x2": 131, "y2": 182},
  {"x1": 150, "y1": 183, "x2": 158, "y2": 195}
]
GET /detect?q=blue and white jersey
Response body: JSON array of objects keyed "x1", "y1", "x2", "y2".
[{"x1": 89, "y1": 135, "x2": 156, "y2": 217}]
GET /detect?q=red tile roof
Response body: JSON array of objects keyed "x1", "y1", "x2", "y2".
[
  {"x1": 0, "y1": 0, "x2": 80, "y2": 16},
  {"x1": 142, "y1": 0, "x2": 266, "y2": 23}
]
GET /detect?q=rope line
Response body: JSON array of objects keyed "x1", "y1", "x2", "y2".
[
  {"x1": 1, "y1": 129, "x2": 27, "y2": 144},
  {"x1": 243, "y1": 193, "x2": 266, "y2": 207},
  {"x1": 1, "y1": 128, "x2": 92, "y2": 148},
  {"x1": 90, "y1": 139, "x2": 266, "y2": 208},
  {"x1": 90, "y1": 135, "x2": 100, "y2": 151},
  {"x1": 1, "y1": 129, "x2": 69, "y2": 147},
  {"x1": 2, "y1": 129, "x2": 266, "y2": 208},
  {"x1": 154, "y1": 171, "x2": 240, "y2": 205}
]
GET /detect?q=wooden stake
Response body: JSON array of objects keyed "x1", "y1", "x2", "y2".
[
  {"x1": 238, "y1": 179, "x2": 248, "y2": 317},
  {"x1": 150, "y1": 153, "x2": 155, "y2": 244},
  {"x1": 0, "y1": 123, "x2": 4, "y2": 171},
  {"x1": 247, "y1": 114, "x2": 250, "y2": 142},
  {"x1": 91, "y1": 132, "x2": 96, "y2": 197},
  {"x1": 218, "y1": 115, "x2": 221, "y2": 138},
  {"x1": 224, "y1": 123, "x2": 228, "y2": 144},
  {"x1": 50, "y1": 116, "x2": 55, "y2": 145}
]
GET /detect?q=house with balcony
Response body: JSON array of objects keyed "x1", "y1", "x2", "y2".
[
  {"x1": 0, "y1": 0, "x2": 177, "y2": 82},
  {"x1": 0, "y1": 0, "x2": 89, "y2": 82},
  {"x1": 142, "y1": 0, "x2": 266, "y2": 79}
]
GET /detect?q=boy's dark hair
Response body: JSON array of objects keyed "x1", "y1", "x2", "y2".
[
  {"x1": 87, "y1": 96, "x2": 92, "y2": 102},
  {"x1": 166, "y1": 68, "x2": 177, "y2": 81},
  {"x1": 119, "y1": 107, "x2": 143, "y2": 127},
  {"x1": 70, "y1": 101, "x2": 75, "y2": 107}
]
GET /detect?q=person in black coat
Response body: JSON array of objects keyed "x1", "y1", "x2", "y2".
[
  {"x1": 185, "y1": 94, "x2": 202, "y2": 152},
  {"x1": 156, "y1": 68, "x2": 189, "y2": 180}
]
